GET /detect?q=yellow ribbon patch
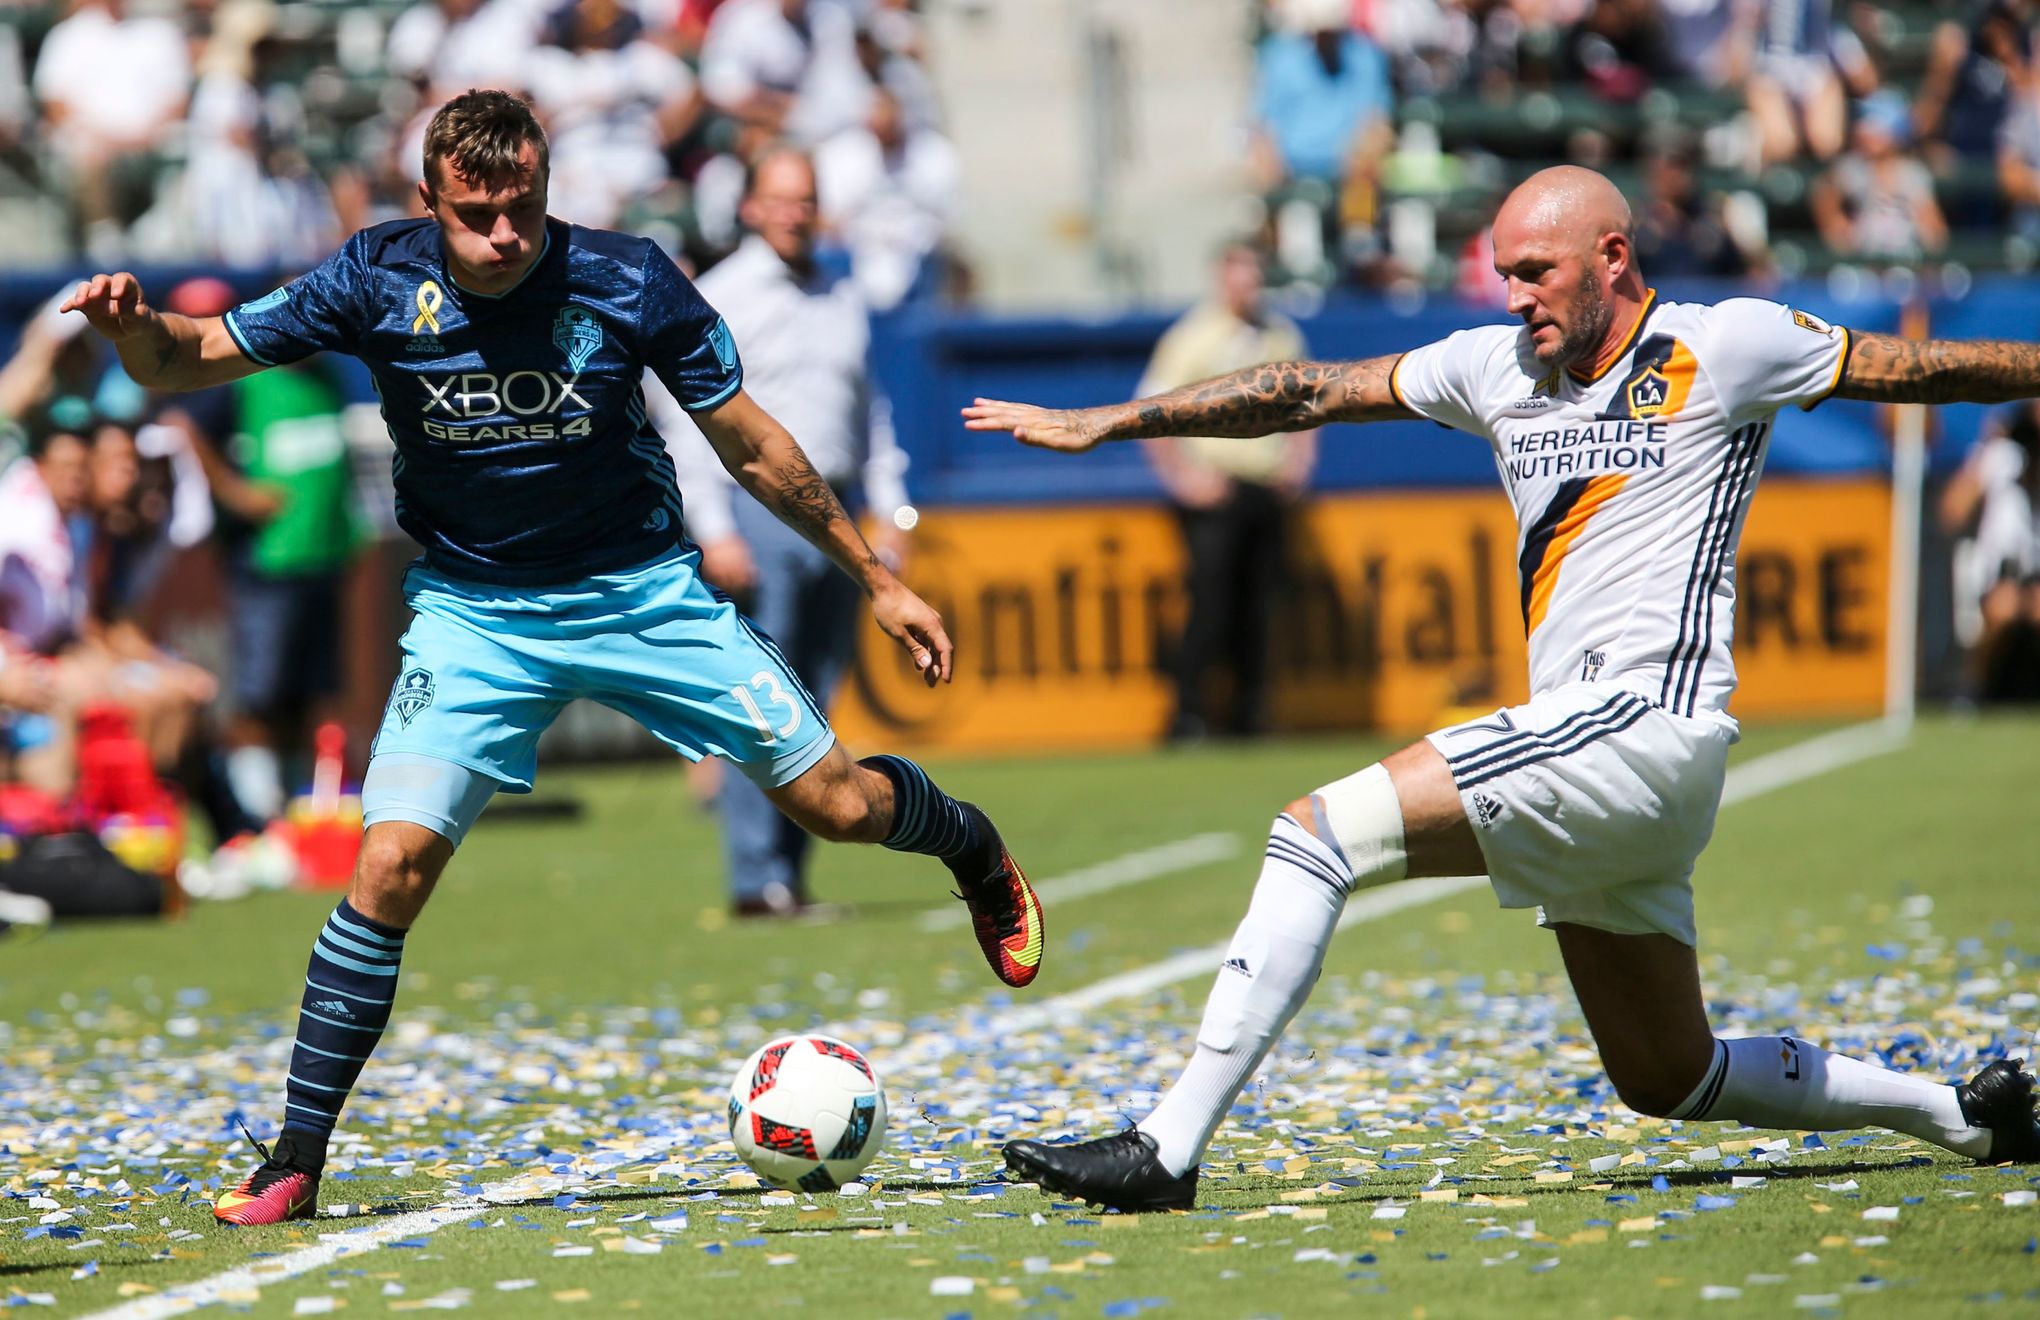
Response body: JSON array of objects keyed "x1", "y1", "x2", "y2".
[{"x1": 412, "y1": 281, "x2": 443, "y2": 334}]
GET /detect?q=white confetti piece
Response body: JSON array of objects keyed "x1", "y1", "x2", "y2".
[
  {"x1": 2002, "y1": 1190, "x2": 2037, "y2": 1207},
  {"x1": 292, "y1": 1299, "x2": 340, "y2": 1316},
  {"x1": 1795, "y1": 1295, "x2": 1842, "y2": 1309},
  {"x1": 1292, "y1": 1248, "x2": 1338, "y2": 1262},
  {"x1": 552, "y1": 1244, "x2": 594, "y2": 1257},
  {"x1": 1861, "y1": 1205, "x2": 1899, "y2": 1221},
  {"x1": 929, "y1": 1276, "x2": 974, "y2": 1296},
  {"x1": 1371, "y1": 1205, "x2": 1405, "y2": 1220},
  {"x1": 1815, "y1": 1180, "x2": 1857, "y2": 1192},
  {"x1": 1589, "y1": 1155, "x2": 1622, "y2": 1173},
  {"x1": 1700, "y1": 1285, "x2": 1742, "y2": 1300},
  {"x1": 1730, "y1": 1176, "x2": 1767, "y2": 1189},
  {"x1": 494, "y1": 1280, "x2": 537, "y2": 1291}
]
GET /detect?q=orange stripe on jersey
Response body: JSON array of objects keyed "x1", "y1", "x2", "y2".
[
  {"x1": 1570, "y1": 289, "x2": 1657, "y2": 384},
  {"x1": 1522, "y1": 473, "x2": 1629, "y2": 635}
]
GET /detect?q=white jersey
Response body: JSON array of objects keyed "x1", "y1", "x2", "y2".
[{"x1": 1391, "y1": 293, "x2": 1851, "y2": 724}]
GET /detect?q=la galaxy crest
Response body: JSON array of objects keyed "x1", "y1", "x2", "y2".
[
  {"x1": 1624, "y1": 363, "x2": 1671, "y2": 418},
  {"x1": 391, "y1": 667, "x2": 435, "y2": 727},
  {"x1": 553, "y1": 305, "x2": 603, "y2": 373}
]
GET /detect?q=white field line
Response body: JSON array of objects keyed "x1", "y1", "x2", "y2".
[
  {"x1": 82, "y1": 717, "x2": 1904, "y2": 1320},
  {"x1": 918, "y1": 831, "x2": 1242, "y2": 932},
  {"x1": 83, "y1": 1204, "x2": 481, "y2": 1320}
]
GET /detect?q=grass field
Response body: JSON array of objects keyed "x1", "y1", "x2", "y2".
[{"x1": 4, "y1": 713, "x2": 2039, "y2": 1318}]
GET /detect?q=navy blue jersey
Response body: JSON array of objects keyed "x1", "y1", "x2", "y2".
[{"x1": 223, "y1": 217, "x2": 742, "y2": 586}]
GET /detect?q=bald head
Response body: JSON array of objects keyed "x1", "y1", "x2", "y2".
[{"x1": 1492, "y1": 166, "x2": 1647, "y2": 371}]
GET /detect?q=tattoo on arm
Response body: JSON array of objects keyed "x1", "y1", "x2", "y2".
[
  {"x1": 153, "y1": 334, "x2": 179, "y2": 374},
  {"x1": 1837, "y1": 331, "x2": 2040, "y2": 405},
  {"x1": 1099, "y1": 354, "x2": 1411, "y2": 442},
  {"x1": 768, "y1": 446, "x2": 847, "y2": 539}
]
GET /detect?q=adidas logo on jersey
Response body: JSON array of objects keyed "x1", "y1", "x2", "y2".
[
  {"x1": 1220, "y1": 956, "x2": 1253, "y2": 978},
  {"x1": 311, "y1": 999, "x2": 353, "y2": 1018},
  {"x1": 1471, "y1": 792, "x2": 1506, "y2": 828}
]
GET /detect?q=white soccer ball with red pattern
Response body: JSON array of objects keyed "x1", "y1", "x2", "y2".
[{"x1": 727, "y1": 1034, "x2": 887, "y2": 1191}]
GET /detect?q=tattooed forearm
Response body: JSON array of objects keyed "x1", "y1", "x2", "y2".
[
  {"x1": 153, "y1": 333, "x2": 179, "y2": 374},
  {"x1": 1089, "y1": 354, "x2": 1410, "y2": 443},
  {"x1": 765, "y1": 447, "x2": 847, "y2": 540},
  {"x1": 1836, "y1": 332, "x2": 2040, "y2": 405}
]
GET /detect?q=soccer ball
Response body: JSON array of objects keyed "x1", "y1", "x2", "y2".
[{"x1": 727, "y1": 1034, "x2": 887, "y2": 1192}]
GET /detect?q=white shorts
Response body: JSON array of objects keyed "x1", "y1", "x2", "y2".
[{"x1": 1425, "y1": 682, "x2": 1735, "y2": 947}]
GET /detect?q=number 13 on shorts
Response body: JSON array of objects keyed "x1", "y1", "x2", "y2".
[{"x1": 733, "y1": 671, "x2": 803, "y2": 744}]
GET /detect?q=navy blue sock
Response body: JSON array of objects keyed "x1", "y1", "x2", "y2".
[
  {"x1": 283, "y1": 899, "x2": 405, "y2": 1148},
  {"x1": 863, "y1": 754, "x2": 990, "y2": 866}
]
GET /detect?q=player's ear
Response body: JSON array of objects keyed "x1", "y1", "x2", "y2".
[{"x1": 416, "y1": 177, "x2": 435, "y2": 217}]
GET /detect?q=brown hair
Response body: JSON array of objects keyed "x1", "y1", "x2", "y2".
[{"x1": 422, "y1": 89, "x2": 549, "y2": 192}]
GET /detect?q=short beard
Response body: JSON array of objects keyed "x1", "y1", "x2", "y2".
[{"x1": 1540, "y1": 277, "x2": 1614, "y2": 370}]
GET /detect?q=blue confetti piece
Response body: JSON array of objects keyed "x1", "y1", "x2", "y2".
[
  {"x1": 1695, "y1": 1195, "x2": 1736, "y2": 1211},
  {"x1": 1650, "y1": 1175, "x2": 1670, "y2": 1193},
  {"x1": 384, "y1": 1238, "x2": 430, "y2": 1249}
]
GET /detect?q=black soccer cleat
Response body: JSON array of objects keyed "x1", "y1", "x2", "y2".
[
  {"x1": 1957, "y1": 1058, "x2": 2040, "y2": 1163},
  {"x1": 1003, "y1": 1129, "x2": 1197, "y2": 1212}
]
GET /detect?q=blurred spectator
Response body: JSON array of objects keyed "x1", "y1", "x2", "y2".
[
  {"x1": 1998, "y1": 55, "x2": 2040, "y2": 244},
  {"x1": 525, "y1": 0, "x2": 702, "y2": 228},
  {"x1": 31, "y1": 0, "x2": 192, "y2": 257},
  {"x1": 1565, "y1": 0, "x2": 1671, "y2": 102},
  {"x1": 385, "y1": 0, "x2": 540, "y2": 93},
  {"x1": 1914, "y1": 0, "x2": 2034, "y2": 166},
  {"x1": 1138, "y1": 242, "x2": 1316, "y2": 742},
  {"x1": 658, "y1": 147, "x2": 909, "y2": 918},
  {"x1": 1251, "y1": 0, "x2": 1394, "y2": 283},
  {"x1": 699, "y1": 0, "x2": 872, "y2": 146},
  {"x1": 1941, "y1": 402, "x2": 2040, "y2": 703},
  {"x1": 1659, "y1": 0, "x2": 1747, "y2": 89},
  {"x1": 1738, "y1": 0, "x2": 1878, "y2": 168},
  {"x1": 0, "y1": 427, "x2": 89, "y2": 658},
  {"x1": 154, "y1": 279, "x2": 362, "y2": 824},
  {"x1": 150, "y1": 12, "x2": 340, "y2": 268},
  {"x1": 816, "y1": 85, "x2": 959, "y2": 309},
  {"x1": 1633, "y1": 142, "x2": 1762, "y2": 278},
  {"x1": 1811, "y1": 91, "x2": 1948, "y2": 265}
]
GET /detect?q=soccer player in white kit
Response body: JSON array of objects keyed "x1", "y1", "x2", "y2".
[{"x1": 966, "y1": 166, "x2": 2040, "y2": 1210}]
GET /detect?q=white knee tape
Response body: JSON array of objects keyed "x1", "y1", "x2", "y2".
[{"x1": 1312, "y1": 763, "x2": 1408, "y2": 889}]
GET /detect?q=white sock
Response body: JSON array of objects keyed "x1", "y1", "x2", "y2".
[
  {"x1": 1671, "y1": 1036, "x2": 1991, "y2": 1159},
  {"x1": 1137, "y1": 815, "x2": 1350, "y2": 1176},
  {"x1": 226, "y1": 745, "x2": 285, "y2": 822}
]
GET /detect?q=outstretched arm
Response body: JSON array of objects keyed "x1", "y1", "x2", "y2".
[
  {"x1": 693, "y1": 388, "x2": 953, "y2": 685},
  {"x1": 1836, "y1": 332, "x2": 2040, "y2": 405},
  {"x1": 962, "y1": 354, "x2": 1412, "y2": 452},
  {"x1": 60, "y1": 272, "x2": 260, "y2": 393}
]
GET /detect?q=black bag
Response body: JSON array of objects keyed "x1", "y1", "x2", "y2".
[{"x1": 0, "y1": 832, "x2": 163, "y2": 918}]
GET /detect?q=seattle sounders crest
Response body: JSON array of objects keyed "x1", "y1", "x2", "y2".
[{"x1": 553, "y1": 306, "x2": 603, "y2": 373}]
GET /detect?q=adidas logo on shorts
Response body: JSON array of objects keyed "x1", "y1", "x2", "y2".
[{"x1": 1471, "y1": 792, "x2": 1506, "y2": 828}]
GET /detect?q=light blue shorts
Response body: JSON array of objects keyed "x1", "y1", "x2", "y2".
[{"x1": 363, "y1": 549, "x2": 836, "y2": 846}]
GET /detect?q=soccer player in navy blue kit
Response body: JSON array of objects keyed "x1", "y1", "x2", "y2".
[{"x1": 63, "y1": 90, "x2": 1047, "y2": 1227}]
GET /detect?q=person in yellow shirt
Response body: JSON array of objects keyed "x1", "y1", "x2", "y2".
[{"x1": 1138, "y1": 242, "x2": 1317, "y2": 740}]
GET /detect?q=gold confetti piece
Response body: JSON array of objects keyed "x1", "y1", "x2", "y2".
[
  {"x1": 116, "y1": 1283, "x2": 155, "y2": 1297},
  {"x1": 1294, "y1": 1207, "x2": 1329, "y2": 1221},
  {"x1": 1567, "y1": 1229, "x2": 1608, "y2": 1245},
  {"x1": 1279, "y1": 1189, "x2": 1320, "y2": 1203},
  {"x1": 552, "y1": 1290, "x2": 591, "y2": 1303},
  {"x1": 1101, "y1": 1216, "x2": 1138, "y2": 1228},
  {"x1": 1620, "y1": 1152, "x2": 1647, "y2": 1166},
  {"x1": 1534, "y1": 1171, "x2": 1573, "y2": 1184},
  {"x1": 798, "y1": 1208, "x2": 837, "y2": 1223},
  {"x1": 1819, "y1": 1235, "x2": 1849, "y2": 1248},
  {"x1": 1419, "y1": 1190, "x2": 1459, "y2": 1203},
  {"x1": 988, "y1": 1287, "x2": 1022, "y2": 1302},
  {"x1": 1282, "y1": 1157, "x2": 1311, "y2": 1175},
  {"x1": 1369, "y1": 1230, "x2": 1396, "y2": 1243},
  {"x1": 1619, "y1": 1217, "x2": 1657, "y2": 1233},
  {"x1": 1808, "y1": 1203, "x2": 1830, "y2": 1214}
]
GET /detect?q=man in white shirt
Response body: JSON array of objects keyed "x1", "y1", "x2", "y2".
[
  {"x1": 657, "y1": 147, "x2": 909, "y2": 917},
  {"x1": 32, "y1": 0, "x2": 190, "y2": 253},
  {"x1": 699, "y1": 0, "x2": 871, "y2": 146},
  {"x1": 968, "y1": 165, "x2": 2040, "y2": 1209}
]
